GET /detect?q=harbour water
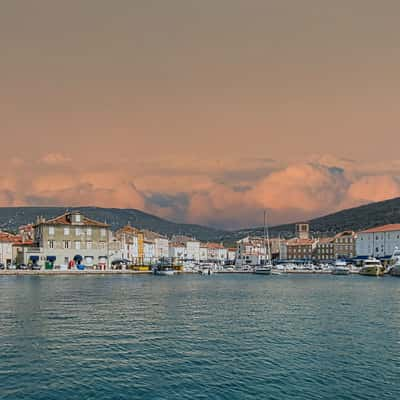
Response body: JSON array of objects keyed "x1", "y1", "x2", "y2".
[{"x1": 0, "y1": 274, "x2": 399, "y2": 399}]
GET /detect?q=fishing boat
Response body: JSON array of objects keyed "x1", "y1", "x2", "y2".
[
  {"x1": 389, "y1": 247, "x2": 400, "y2": 276},
  {"x1": 253, "y1": 210, "x2": 272, "y2": 275},
  {"x1": 331, "y1": 259, "x2": 350, "y2": 275},
  {"x1": 359, "y1": 258, "x2": 384, "y2": 277}
]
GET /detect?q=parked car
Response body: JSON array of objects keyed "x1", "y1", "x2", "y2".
[
  {"x1": 17, "y1": 264, "x2": 28, "y2": 270},
  {"x1": 31, "y1": 264, "x2": 41, "y2": 271},
  {"x1": 0, "y1": 263, "x2": 5, "y2": 270}
]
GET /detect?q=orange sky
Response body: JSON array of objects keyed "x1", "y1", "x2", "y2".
[{"x1": 1, "y1": 1, "x2": 400, "y2": 228}]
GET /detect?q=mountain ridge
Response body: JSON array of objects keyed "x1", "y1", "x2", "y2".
[{"x1": 0, "y1": 197, "x2": 400, "y2": 242}]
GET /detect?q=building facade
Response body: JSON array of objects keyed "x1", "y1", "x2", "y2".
[
  {"x1": 356, "y1": 224, "x2": 400, "y2": 258},
  {"x1": 33, "y1": 211, "x2": 111, "y2": 268},
  {"x1": 285, "y1": 238, "x2": 317, "y2": 260},
  {"x1": 315, "y1": 238, "x2": 335, "y2": 261},
  {"x1": 333, "y1": 231, "x2": 356, "y2": 259}
]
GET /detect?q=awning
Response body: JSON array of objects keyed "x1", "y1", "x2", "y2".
[
  {"x1": 30, "y1": 256, "x2": 39, "y2": 262},
  {"x1": 47, "y1": 256, "x2": 56, "y2": 262},
  {"x1": 73, "y1": 255, "x2": 83, "y2": 262}
]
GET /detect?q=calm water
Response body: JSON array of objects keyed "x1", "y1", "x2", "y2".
[{"x1": 0, "y1": 274, "x2": 399, "y2": 400}]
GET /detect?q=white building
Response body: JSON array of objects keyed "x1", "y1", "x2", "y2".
[
  {"x1": 356, "y1": 224, "x2": 400, "y2": 258},
  {"x1": 0, "y1": 232, "x2": 17, "y2": 265},
  {"x1": 186, "y1": 241, "x2": 201, "y2": 261},
  {"x1": 155, "y1": 237, "x2": 169, "y2": 259},
  {"x1": 144, "y1": 240, "x2": 156, "y2": 264},
  {"x1": 169, "y1": 242, "x2": 186, "y2": 260},
  {"x1": 236, "y1": 237, "x2": 268, "y2": 266},
  {"x1": 115, "y1": 226, "x2": 141, "y2": 263}
]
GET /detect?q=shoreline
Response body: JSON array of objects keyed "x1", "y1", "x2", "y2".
[{"x1": 0, "y1": 270, "x2": 354, "y2": 276}]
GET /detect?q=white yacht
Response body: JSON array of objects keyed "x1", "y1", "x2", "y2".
[
  {"x1": 359, "y1": 258, "x2": 384, "y2": 277},
  {"x1": 331, "y1": 259, "x2": 350, "y2": 275},
  {"x1": 389, "y1": 247, "x2": 400, "y2": 276}
]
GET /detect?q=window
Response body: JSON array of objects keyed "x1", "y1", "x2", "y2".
[
  {"x1": 86, "y1": 241, "x2": 93, "y2": 249},
  {"x1": 75, "y1": 228, "x2": 81, "y2": 236},
  {"x1": 48, "y1": 240, "x2": 55, "y2": 249},
  {"x1": 99, "y1": 241, "x2": 106, "y2": 250},
  {"x1": 49, "y1": 226, "x2": 55, "y2": 235},
  {"x1": 75, "y1": 214, "x2": 81, "y2": 223},
  {"x1": 75, "y1": 241, "x2": 81, "y2": 250},
  {"x1": 87, "y1": 228, "x2": 92, "y2": 236},
  {"x1": 63, "y1": 240, "x2": 71, "y2": 249},
  {"x1": 64, "y1": 227, "x2": 70, "y2": 236},
  {"x1": 101, "y1": 229, "x2": 106, "y2": 237}
]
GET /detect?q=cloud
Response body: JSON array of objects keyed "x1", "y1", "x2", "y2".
[
  {"x1": 1, "y1": 155, "x2": 400, "y2": 229},
  {"x1": 346, "y1": 175, "x2": 400, "y2": 204}
]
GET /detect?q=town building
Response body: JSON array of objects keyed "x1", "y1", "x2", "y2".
[
  {"x1": 0, "y1": 232, "x2": 20, "y2": 266},
  {"x1": 333, "y1": 231, "x2": 356, "y2": 259},
  {"x1": 315, "y1": 238, "x2": 335, "y2": 261},
  {"x1": 32, "y1": 211, "x2": 111, "y2": 268},
  {"x1": 285, "y1": 238, "x2": 317, "y2": 261},
  {"x1": 143, "y1": 240, "x2": 156, "y2": 264},
  {"x1": 186, "y1": 240, "x2": 201, "y2": 261},
  {"x1": 169, "y1": 242, "x2": 186, "y2": 260},
  {"x1": 236, "y1": 237, "x2": 268, "y2": 266},
  {"x1": 356, "y1": 224, "x2": 400, "y2": 258},
  {"x1": 295, "y1": 223, "x2": 310, "y2": 239},
  {"x1": 204, "y1": 243, "x2": 227, "y2": 263},
  {"x1": 115, "y1": 225, "x2": 144, "y2": 264}
]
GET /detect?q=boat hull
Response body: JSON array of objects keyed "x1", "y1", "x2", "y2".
[
  {"x1": 331, "y1": 268, "x2": 350, "y2": 275},
  {"x1": 154, "y1": 269, "x2": 176, "y2": 276},
  {"x1": 253, "y1": 269, "x2": 272, "y2": 275},
  {"x1": 359, "y1": 266, "x2": 384, "y2": 277}
]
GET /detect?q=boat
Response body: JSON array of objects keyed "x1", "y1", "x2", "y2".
[
  {"x1": 331, "y1": 259, "x2": 350, "y2": 275},
  {"x1": 154, "y1": 267, "x2": 176, "y2": 276},
  {"x1": 199, "y1": 267, "x2": 214, "y2": 275},
  {"x1": 359, "y1": 258, "x2": 385, "y2": 277},
  {"x1": 253, "y1": 210, "x2": 272, "y2": 275},
  {"x1": 389, "y1": 247, "x2": 400, "y2": 276}
]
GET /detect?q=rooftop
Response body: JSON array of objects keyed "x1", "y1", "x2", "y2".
[
  {"x1": 359, "y1": 224, "x2": 400, "y2": 234},
  {"x1": 36, "y1": 212, "x2": 109, "y2": 228}
]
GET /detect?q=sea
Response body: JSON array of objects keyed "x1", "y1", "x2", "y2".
[{"x1": 0, "y1": 274, "x2": 399, "y2": 399}]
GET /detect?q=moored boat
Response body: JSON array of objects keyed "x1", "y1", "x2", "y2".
[
  {"x1": 331, "y1": 260, "x2": 350, "y2": 275},
  {"x1": 252, "y1": 210, "x2": 272, "y2": 276},
  {"x1": 389, "y1": 247, "x2": 400, "y2": 276},
  {"x1": 154, "y1": 267, "x2": 176, "y2": 276},
  {"x1": 359, "y1": 258, "x2": 384, "y2": 277},
  {"x1": 253, "y1": 264, "x2": 272, "y2": 275}
]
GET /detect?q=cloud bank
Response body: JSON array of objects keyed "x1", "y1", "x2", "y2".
[{"x1": 0, "y1": 153, "x2": 399, "y2": 229}]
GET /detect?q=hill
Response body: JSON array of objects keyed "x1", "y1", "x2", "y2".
[
  {"x1": 230, "y1": 197, "x2": 400, "y2": 240},
  {"x1": 1, "y1": 198, "x2": 400, "y2": 243},
  {"x1": 0, "y1": 206, "x2": 227, "y2": 242}
]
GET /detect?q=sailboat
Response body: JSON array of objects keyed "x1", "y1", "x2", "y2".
[{"x1": 253, "y1": 210, "x2": 272, "y2": 275}]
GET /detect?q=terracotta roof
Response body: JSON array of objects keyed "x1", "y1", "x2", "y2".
[
  {"x1": 205, "y1": 242, "x2": 225, "y2": 249},
  {"x1": 37, "y1": 213, "x2": 109, "y2": 228},
  {"x1": 287, "y1": 238, "x2": 315, "y2": 246},
  {"x1": 334, "y1": 230, "x2": 355, "y2": 238},
  {"x1": 169, "y1": 242, "x2": 185, "y2": 247},
  {"x1": 117, "y1": 225, "x2": 142, "y2": 235},
  {"x1": 0, "y1": 232, "x2": 21, "y2": 243},
  {"x1": 360, "y1": 224, "x2": 400, "y2": 234},
  {"x1": 317, "y1": 238, "x2": 334, "y2": 244}
]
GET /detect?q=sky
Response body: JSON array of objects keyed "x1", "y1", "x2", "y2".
[{"x1": 1, "y1": 0, "x2": 400, "y2": 229}]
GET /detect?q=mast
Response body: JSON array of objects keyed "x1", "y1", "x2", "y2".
[
  {"x1": 265, "y1": 211, "x2": 272, "y2": 264},
  {"x1": 263, "y1": 210, "x2": 267, "y2": 265}
]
